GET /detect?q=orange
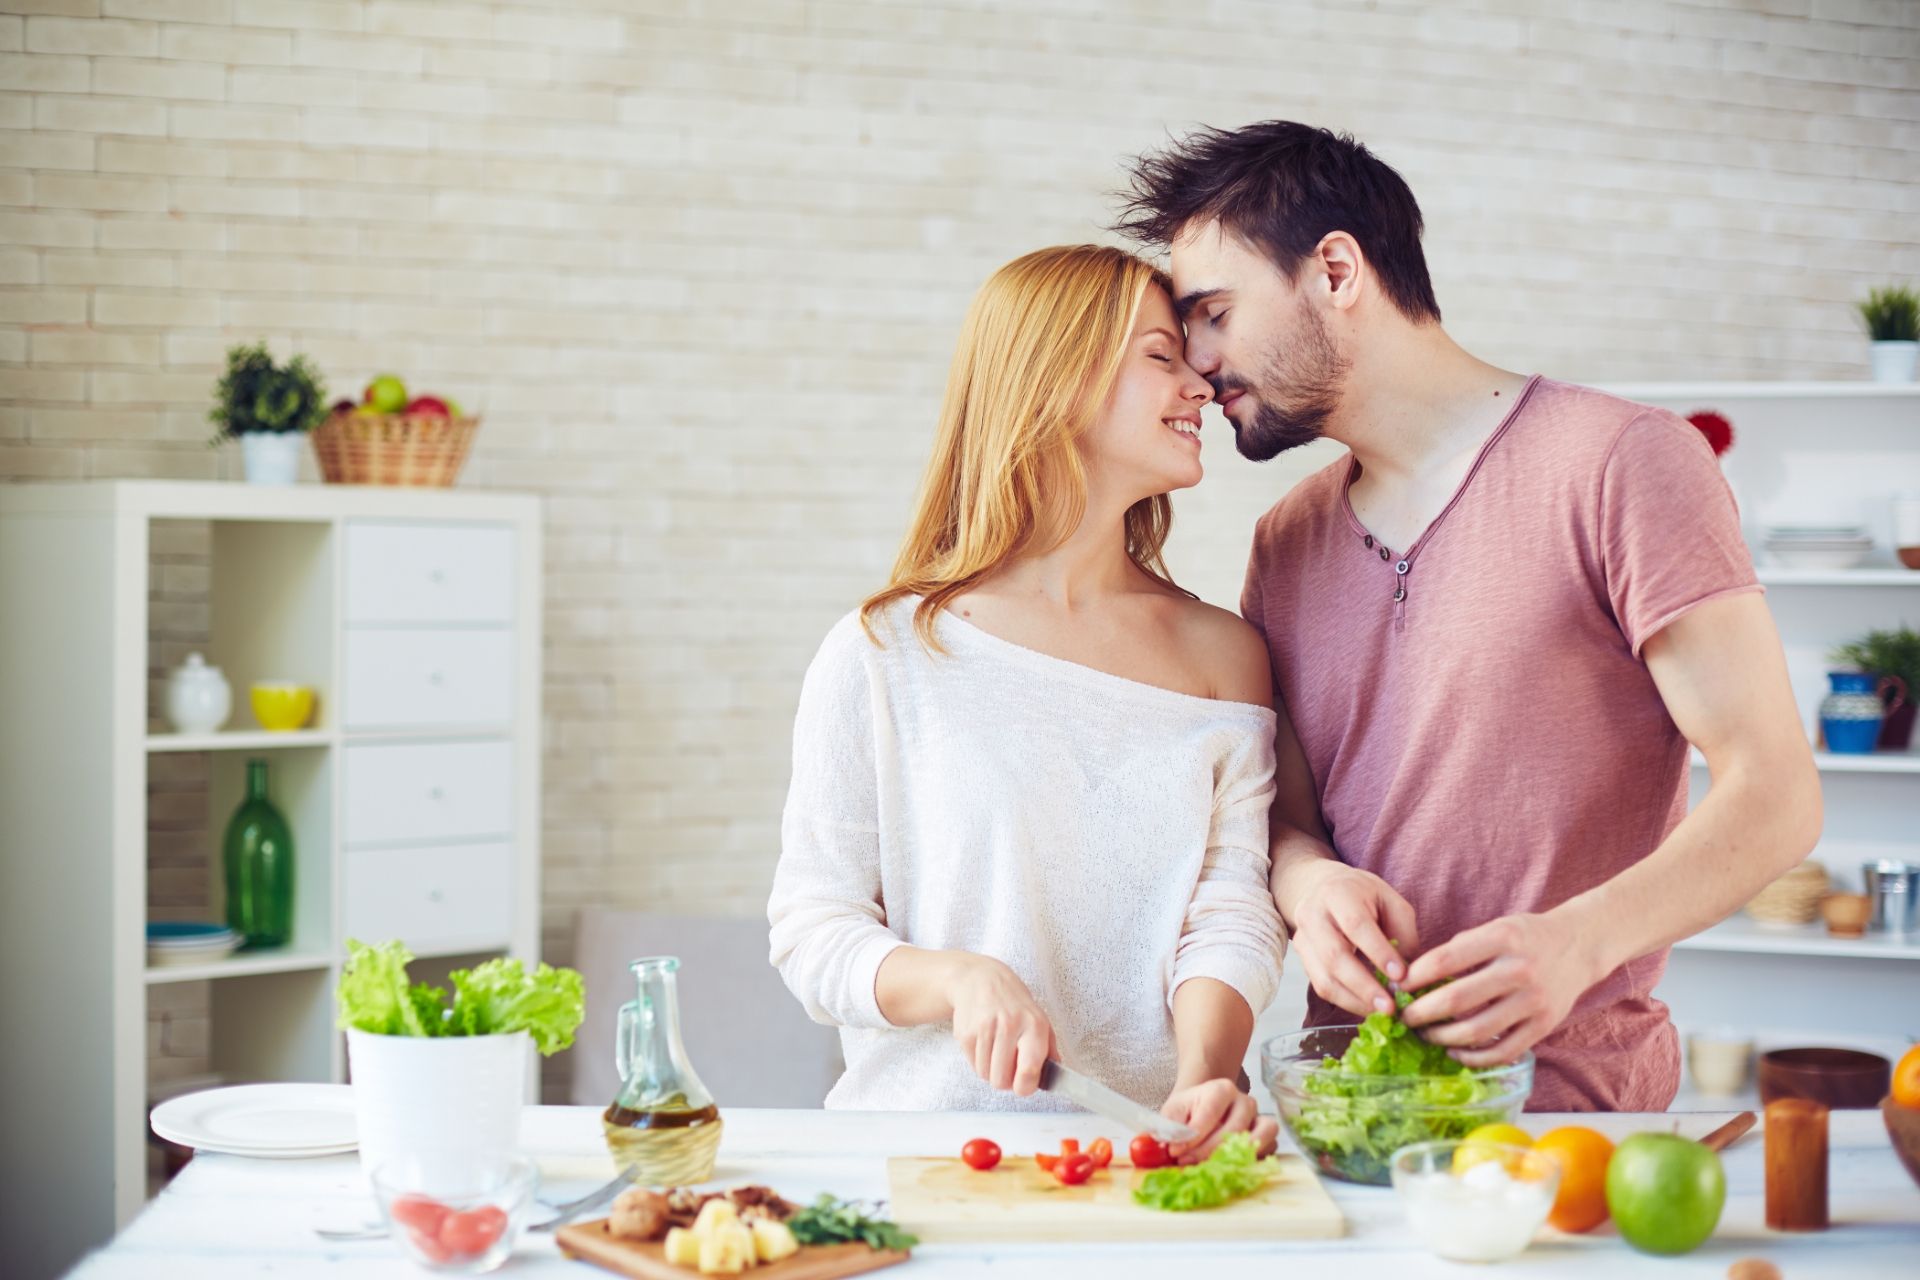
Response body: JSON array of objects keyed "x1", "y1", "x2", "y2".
[
  {"x1": 1894, "y1": 1044, "x2": 1920, "y2": 1110},
  {"x1": 1534, "y1": 1125, "x2": 1615, "y2": 1233}
]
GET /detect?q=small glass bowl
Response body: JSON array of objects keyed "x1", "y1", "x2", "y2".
[
  {"x1": 1391, "y1": 1141, "x2": 1560, "y2": 1264},
  {"x1": 370, "y1": 1156, "x2": 537, "y2": 1273},
  {"x1": 1262, "y1": 1025, "x2": 1534, "y2": 1185}
]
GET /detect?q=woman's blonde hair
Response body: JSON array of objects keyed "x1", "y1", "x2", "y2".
[{"x1": 862, "y1": 244, "x2": 1186, "y2": 649}]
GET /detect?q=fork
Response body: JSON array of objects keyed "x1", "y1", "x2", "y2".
[{"x1": 315, "y1": 1166, "x2": 642, "y2": 1242}]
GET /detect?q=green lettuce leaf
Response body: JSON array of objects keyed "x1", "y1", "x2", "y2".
[
  {"x1": 447, "y1": 956, "x2": 586, "y2": 1056},
  {"x1": 1132, "y1": 1133, "x2": 1278, "y2": 1211},
  {"x1": 335, "y1": 939, "x2": 585, "y2": 1055}
]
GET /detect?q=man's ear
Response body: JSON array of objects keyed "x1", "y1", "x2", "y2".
[{"x1": 1315, "y1": 232, "x2": 1364, "y2": 312}]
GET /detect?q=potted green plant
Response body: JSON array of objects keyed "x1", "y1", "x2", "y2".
[
  {"x1": 1857, "y1": 285, "x2": 1919, "y2": 384},
  {"x1": 1831, "y1": 624, "x2": 1919, "y2": 751},
  {"x1": 207, "y1": 341, "x2": 329, "y2": 484}
]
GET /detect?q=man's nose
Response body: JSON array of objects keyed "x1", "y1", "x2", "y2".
[{"x1": 1183, "y1": 338, "x2": 1219, "y2": 377}]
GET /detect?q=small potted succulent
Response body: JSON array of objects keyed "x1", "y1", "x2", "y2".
[
  {"x1": 1857, "y1": 285, "x2": 1919, "y2": 384},
  {"x1": 1831, "y1": 625, "x2": 1919, "y2": 751},
  {"x1": 207, "y1": 341, "x2": 329, "y2": 484}
]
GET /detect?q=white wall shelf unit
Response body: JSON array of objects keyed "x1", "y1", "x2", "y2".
[{"x1": 0, "y1": 480, "x2": 543, "y2": 1278}]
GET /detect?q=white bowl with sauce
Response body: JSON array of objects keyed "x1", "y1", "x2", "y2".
[{"x1": 1390, "y1": 1140, "x2": 1560, "y2": 1263}]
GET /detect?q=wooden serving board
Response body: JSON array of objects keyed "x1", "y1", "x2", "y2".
[
  {"x1": 555, "y1": 1219, "x2": 910, "y2": 1280},
  {"x1": 887, "y1": 1156, "x2": 1344, "y2": 1242}
]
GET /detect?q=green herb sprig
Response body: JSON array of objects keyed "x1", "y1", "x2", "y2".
[{"x1": 784, "y1": 1195, "x2": 917, "y2": 1252}]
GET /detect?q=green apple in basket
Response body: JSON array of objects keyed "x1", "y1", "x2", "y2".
[{"x1": 362, "y1": 374, "x2": 408, "y2": 414}]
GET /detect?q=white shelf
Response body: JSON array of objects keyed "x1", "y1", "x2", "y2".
[
  {"x1": 1690, "y1": 747, "x2": 1920, "y2": 774},
  {"x1": 146, "y1": 730, "x2": 332, "y2": 753},
  {"x1": 1674, "y1": 916, "x2": 1920, "y2": 961},
  {"x1": 1602, "y1": 381, "x2": 1920, "y2": 401},
  {"x1": 1756, "y1": 568, "x2": 1920, "y2": 586},
  {"x1": 143, "y1": 949, "x2": 334, "y2": 985}
]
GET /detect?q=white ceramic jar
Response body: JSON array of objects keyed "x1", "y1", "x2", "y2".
[{"x1": 166, "y1": 652, "x2": 231, "y2": 734}]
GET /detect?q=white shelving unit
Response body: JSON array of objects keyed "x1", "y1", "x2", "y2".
[
  {"x1": 1598, "y1": 384, "x2": 1920, "y2": 1097},
  {"x1": 0, "y1": 481, "x2": 543, "y2": 1277}
]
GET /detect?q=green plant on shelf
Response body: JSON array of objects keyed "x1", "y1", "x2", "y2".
[
  {"x1": 1857, "y1": 285, "x2": 1920, "y2": 342},
  {"x1": 1831, "y1": 624, "x2": 1920, "y2": 697},
  {"x1": 207, "y1": 340, "x2": 329, "y2": 445}
]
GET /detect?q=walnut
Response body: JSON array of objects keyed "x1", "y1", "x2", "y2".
[
  {"x1": 607, "y1": 1187, "x2": 671, "y2": 1241},
  {"x1": 1727, "y1": 1261, "x2": 1782, "y2": 1280}
]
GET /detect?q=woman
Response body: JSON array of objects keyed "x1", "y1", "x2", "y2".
[{"x1": 767, "y1": 245, "x2": 1283, "y2": 1160}]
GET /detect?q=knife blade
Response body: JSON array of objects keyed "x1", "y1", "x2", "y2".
[{"x1": 1037, "y1": 1059, "x2": 1197, "y2": 1145}]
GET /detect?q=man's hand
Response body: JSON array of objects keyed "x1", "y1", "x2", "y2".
[
  {"x1": 1282, "y1": 859, "x2": 1421, "y2": 1017},
  {"x1": 1161, "y1": 1078, "x2": 1278, "y2": 1165},
  {"x1": 945, "y1": 953, "x2": 1056, "y2": 1095},
  {"x1": 1398, "y1": 910, "x2": 1604, "y2": 1067}
]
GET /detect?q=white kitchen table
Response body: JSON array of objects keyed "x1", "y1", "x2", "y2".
[{"x1": 74, "y1": 1107, "x2": 1919, "y2": 1278}]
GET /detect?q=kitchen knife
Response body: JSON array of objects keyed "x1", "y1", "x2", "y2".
[{"x1": 1037, "y1": 1059, "x2": 1198, "y2": 1145}]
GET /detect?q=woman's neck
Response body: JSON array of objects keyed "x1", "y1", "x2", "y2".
[{"x1": 989, "y1": 494, "x2": 1146, "y2": 607}]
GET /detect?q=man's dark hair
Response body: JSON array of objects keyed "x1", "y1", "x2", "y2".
[{"x1": 1115, "y1": 120, "x2": 1441, "y2": 324}]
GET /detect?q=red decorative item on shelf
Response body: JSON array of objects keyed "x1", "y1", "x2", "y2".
[{"x1": 1688, "y1": 409, "x2": 1735, "y2": 457}]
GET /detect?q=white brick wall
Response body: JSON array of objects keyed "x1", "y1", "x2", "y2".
[{"x1": 1, "y1": 1, "x2": 1916, "y2": 1086}]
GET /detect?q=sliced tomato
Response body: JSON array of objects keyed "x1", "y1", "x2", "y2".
[
  {"x1": 406, "y1": 1225, "x2": 453, "y2": 1264},
  {"x1": 1034, "y1": 1151, "x2": 1059, "y2": 1173},
  {"x1": 1086, "y1": 1137, "x2": 1113, "y2": 1169},
  {"x1": 438, "y1": 1205, "x2": 508, "y2": 1258},
  {"x1": 1059, "y1": 1138, "x2": 1080, "y2": 1157},
  {"x1": 1129, "y1": 1134, "x2": 1171, "y2": 1170},
  {"x1": 1054, "y1": 1152, "x2": 1095, "y2": 1186},
  {"x1": 388, "y1": 1193, "x2": 449, "y2": 1236},
  {"x1": 961, "y1": 1138, "x2": 1001, "y2": 1171}
]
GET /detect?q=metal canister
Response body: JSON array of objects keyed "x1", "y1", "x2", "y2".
[{"x1": 1862, "y1": 860, "x2": 1918, "y2": 934}]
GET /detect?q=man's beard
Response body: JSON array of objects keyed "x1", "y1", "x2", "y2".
[{"x1": 1218, "y1": 300, "x2": 1349, "y2": 463}]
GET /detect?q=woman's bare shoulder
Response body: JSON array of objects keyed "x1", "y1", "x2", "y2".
[{"x1": 1166, "y1": 595, "x2": 1273, "y2": 707}]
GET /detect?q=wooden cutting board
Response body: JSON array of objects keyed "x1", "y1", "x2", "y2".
[
  {"x1": 887, "y1": 1155, "x2": 1344, "y2": 1242},
  {"x1": 555, "y1": 1219, "x2": 910, "y2": 1280}
]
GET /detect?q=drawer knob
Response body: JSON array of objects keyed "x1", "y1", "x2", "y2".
[
  {"x1": 427, "y1": 889, "x2": 444, "y2": 904},
  {"x1": 427, "y1": 569, "x2": 447, "y2": 585},
  {"x1": 428, "y1": 786, "x2": 445, "y2": 801},
  {"x1": 428, "y1": 669, "x2": 445, "y2": 686}
]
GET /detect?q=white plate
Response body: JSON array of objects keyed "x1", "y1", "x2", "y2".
[{"x1": 151, "y1": 1083, "x2": 357, "y2": 1156}]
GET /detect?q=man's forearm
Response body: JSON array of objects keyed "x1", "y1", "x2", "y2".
[
  {"x1": 1553, "y1": 748, "x2": 1820, "y2": 981},
  {"x1": 1171, "y1": 977, "x2": 1255, "y2": 1087}
]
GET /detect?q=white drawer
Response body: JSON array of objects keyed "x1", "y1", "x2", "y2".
[
  {"x1": 344, "y1": 740, "x2": 514, "y2": 847},
  {"x1": 343, "y1": 841, "x2": 513, "y2": 955},
  {"x1": 343, "y1": 628, "x2": 513, "y2": 729},
  {"x1": 345, "y1": 521, "x2": 514, "y2": 625}
]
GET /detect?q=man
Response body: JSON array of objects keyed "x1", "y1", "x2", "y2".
[{"x1": 1115, "y1": 121, "x2": 1822, "y2": 1109}]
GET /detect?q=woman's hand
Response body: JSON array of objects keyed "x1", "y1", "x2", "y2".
[
  {"x1": 1161, "y1": 1078, "x2": 1278, "y2": 1164},
  {"x1": 945, "y1": 953, "x2": 1055, "y2": 1096}
]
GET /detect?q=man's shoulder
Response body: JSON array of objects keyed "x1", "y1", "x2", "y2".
[{"x1": 1519, "y1": 377, "x2": 1695, "y2": 463}]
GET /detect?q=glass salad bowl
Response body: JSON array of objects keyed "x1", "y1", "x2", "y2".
[{"x1": 1263, "y1": 1025, "x2": 1534, "y2": 1186}]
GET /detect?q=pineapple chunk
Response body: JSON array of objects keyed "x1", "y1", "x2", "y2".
[
  {"x1": 691, "y1": 1197, "x2": 740, "y2": 1236},
  {"x1": 697, "y1": 1221, "x2": 754, "y2": 1275},
  {"x1": 750, "y1": 1218, "x2": 798, "y2": 1263},
  {"x1": 663, "y1": 1227, "x2": 701, "y2": 1266}
]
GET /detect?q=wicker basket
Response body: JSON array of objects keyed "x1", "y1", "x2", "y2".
[
  {"x1": 1744, "y1": 859, "x2": 1829, "y2": 927},
  {"x1": 311, "y1": 410, "x2": 479, "y2": 487}
]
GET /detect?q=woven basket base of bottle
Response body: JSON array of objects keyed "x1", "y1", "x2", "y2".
[{"x1": 312, "y1": 411, "x2": 478, "y2": 487}]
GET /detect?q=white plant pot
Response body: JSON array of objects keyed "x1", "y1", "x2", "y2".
[
  {"x1": 1869, "y1": 340, "x2": 1918, "y2": 384},
  {"x1": 346, "y1": 1029, "x2": 529, "y2": 1182},
  {"x1": 239, "y1": 432, "x2": 305, "y2": 485}
]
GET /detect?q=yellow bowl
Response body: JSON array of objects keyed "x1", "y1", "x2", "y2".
[{"x1": 250, "y1": 683, "x2": 315, "y2": 731}]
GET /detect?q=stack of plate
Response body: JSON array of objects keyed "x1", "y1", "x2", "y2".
[
  {"x1": 1763, "y1": 524, "x2": 1873, "y2": 571},
  {"x1": 146, "y1": 921, "x2": 241, "y2": 968},
  {"x1": 150, "y1": 1083, "x2": 357, "y2": 1158}
]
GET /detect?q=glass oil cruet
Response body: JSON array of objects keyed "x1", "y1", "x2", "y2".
[{"x1": 602, "y1": 956, "x2": 723, "y2": 1184}]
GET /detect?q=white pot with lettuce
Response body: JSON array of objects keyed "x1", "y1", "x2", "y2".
[{"x1": 338, "y1": 940, "x2": 586, "y2": 1181}]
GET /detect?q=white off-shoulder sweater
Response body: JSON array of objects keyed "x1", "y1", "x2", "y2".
[{"x1": 767, "y1": 598, "x2": 1286, "y2": 1112}]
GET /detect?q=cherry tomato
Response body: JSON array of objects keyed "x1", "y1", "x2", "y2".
[
  {"x1": 1086, "y1": 1137, "x2": 1113, "y2": 1169},
  {"x1": 406, "y1": 1226, "x2": 453, "y2": 1264},
  {"x1": 961, "y1": 1138, "x2": 1002, "y2": 1171},
  {"x1": 388, "y1": 1193, "x2": 449, "y2": 1236},
  {"x1": 438, "y1": 1205, "x2": 508, "y2": 1258},
  {"x1": 1054, "y1": 1152, "x2": 1095, "y2": 1186},
  {"x1": 1129, "y1": 1134, "x2": 1171, "y2": 1169},
  {"x1": 1033, "y1": 1151, "x2": 1059, "y2": 1173},
  {"x1": 1059, "y1": 1138, "x2": 1080, "y2": 1157}
]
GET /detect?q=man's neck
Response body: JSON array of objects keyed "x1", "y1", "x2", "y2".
[{"x1": 1323, "y1": 323, "x2": 1526, "y2": 484}]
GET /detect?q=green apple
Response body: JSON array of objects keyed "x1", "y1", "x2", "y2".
[
  {"x1": 1605, "y1": 1133, "x2": 1725, "y2": 1255},
  {"x1": 362, "y1": 374, "x2": 407, "y2": 414}
]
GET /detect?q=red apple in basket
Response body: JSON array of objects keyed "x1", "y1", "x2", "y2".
[{"x1": 406, "y1": 395, "x2": 451, "y2": 418}]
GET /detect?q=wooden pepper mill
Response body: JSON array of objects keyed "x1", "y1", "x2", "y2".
[{"x1": 1764, "y1": 1097, "x2": 1829, "y2": 1230}]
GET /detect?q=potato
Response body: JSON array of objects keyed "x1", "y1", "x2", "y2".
[
  {"x1": 663, "y1": 1227, "x2": 701, "y2": 1266},
  {"x1": 691, "y1": 1197, "x2": 739, "y2": 1236},
  {"x1": 750, "y1": 1218, "x2": 798, "y2": 1263},
  {"x1": 697, "y1": 1221, "x2": 754, "y2": 1275}
]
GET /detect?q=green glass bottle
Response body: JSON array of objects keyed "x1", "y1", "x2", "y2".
[{"x1": 223, "y1": 757, "x2": 294, "y2": 948}]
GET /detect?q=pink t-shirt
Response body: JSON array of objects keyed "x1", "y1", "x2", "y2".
[{"x1": 1242, "y1": 376, "x2": 1760, "y2": 1112}]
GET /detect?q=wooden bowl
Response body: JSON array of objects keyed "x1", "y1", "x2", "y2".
[
  {"x1": 1758, "y1": 1048, "x2": 1891, "y2": 1110},
  {"x1": 1885, "y1": 1097, "x2": 1920, "y2": 1190}
]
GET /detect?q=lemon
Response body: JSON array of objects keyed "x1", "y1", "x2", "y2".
[{"x1": 1454, "y1": 1122, "x2": 1534, "y2": 1175}]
